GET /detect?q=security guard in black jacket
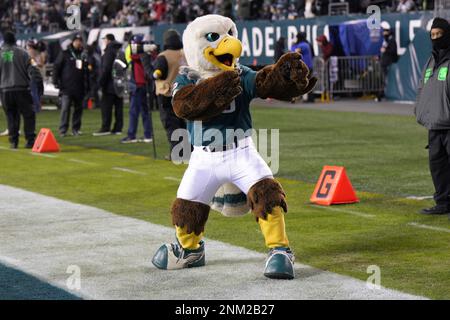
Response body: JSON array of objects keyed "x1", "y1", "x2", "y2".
[
  {"x1": 53, "y1": 34, "x2": 89, "y2": 136},
  {"x1": 415, "y1": 18, "x2": 450, "y2": 216}
]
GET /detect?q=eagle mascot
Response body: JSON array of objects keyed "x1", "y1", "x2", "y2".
[{"x1": 152, "y1": 14, "x2": 316, "y2": 279}]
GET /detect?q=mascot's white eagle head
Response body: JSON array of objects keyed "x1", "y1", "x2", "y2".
[{"x1": 182, "y1": 14, "x2": 242, "y2": 78}]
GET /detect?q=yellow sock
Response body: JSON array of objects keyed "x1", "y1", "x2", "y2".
[
  {"x1": 258, "y1": 206, "x2": 289, "y2": 248},
  {"x1": 176, "y1": 226, "x2": 203, "y2": 250}
]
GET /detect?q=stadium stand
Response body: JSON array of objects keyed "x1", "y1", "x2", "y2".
[{"x1": 0, "y1": 0, "x2": 437, "y2": 35}]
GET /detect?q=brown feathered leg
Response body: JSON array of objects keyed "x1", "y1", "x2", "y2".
[{"x1": 171, "y1": 198, "x2": 210, "y2": 250}]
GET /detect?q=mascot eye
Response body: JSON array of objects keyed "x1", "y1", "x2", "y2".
[
  {"x1": 205, "y1": 32, "x2": 220, "y2": 42},
  {"x1": 228, "y1": 29, "x2": 233, "y2": 36}
]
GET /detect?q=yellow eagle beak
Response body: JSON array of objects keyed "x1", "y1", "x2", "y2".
[{"x1": 204, "y1": 36, "x2": 242, "y2": 71}]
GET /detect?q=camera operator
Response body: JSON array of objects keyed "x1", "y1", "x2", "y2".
[{"x1": 121, "y1": 34, "x2": 157, "y2": 144}]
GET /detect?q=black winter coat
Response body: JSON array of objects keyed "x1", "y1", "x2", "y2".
[
  {"x1": 52, "y1": 45, "x2": 90, "y2": 98},
  {"x1": 381, "y1": 36, "x2": 399, "y2": 71},
  {"x1": 98, "y1": 41, "x2": 122, "y2": 95},
  {"x1": 415, "y1": 47, "x2": 450, "y2": 130}
]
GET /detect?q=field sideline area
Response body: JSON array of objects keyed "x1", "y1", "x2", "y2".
[{"x1": 1, "y1": 102, "x2": 450, "y2": 299}]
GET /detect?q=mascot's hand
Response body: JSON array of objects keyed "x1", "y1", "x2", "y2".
[
  {"x1": 277, "y1": 52, "x2": 318, "y2": 96},
  {"x1": 256, "y1": 52, "x2": 317, "y2": 100},
  {"x1": 212, "y1": 70, "x2": 242, "y2": 106}
]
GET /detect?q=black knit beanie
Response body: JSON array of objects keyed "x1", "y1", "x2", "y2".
[
  {"x1": 431, "y1": 17, "x2": 450, "y2": 32},
  {"x1": 431, "y1": 18, "x2": 450, "y2": 50}
]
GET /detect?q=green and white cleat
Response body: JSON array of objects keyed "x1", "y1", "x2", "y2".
[
  {"x1": 264, "y1": 247, "x2": 295, "y2": 280},
  {"x1": 152, "y1": 240, "x2": 205, "y2": 270}
]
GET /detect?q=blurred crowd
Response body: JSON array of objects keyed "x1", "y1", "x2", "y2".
[{"x1": 0, "y1": 0, "x2": 437, "y2": 34}]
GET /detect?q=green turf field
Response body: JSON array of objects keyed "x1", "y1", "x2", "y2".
[{"x1": 1, "y1": 105, "x2": 449, "y2": 299}]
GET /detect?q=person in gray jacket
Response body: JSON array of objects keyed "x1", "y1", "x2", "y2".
[
  {"x1": 0, "y1": 31, "x2": 43, "y2": 149},
  {"x1": 415, "y1": 18, "x2": 450, "y2": 216}
]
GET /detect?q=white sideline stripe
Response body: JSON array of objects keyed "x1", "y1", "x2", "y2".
[
  {"x1": 0, "y1": 184, "x2": 425, "y2": 300},
  {"x1": 407, "y1": 222, "x2": 450, "y2": 234},
  {"x1": 164, "y1": 176, "x2": 181, "y2": 182},
  {"x1": 112, "y1": 167, "x2": 147, "y2": 175},
  {"x1": 68, "y1": 159, "x2": 95, "y2": 165},
  {"x1": 0, "y1": 255, "x2": 22, "y2": 266},
  {"x1": 30, "y1": 152, "x2": 57, "y2": 158},
  {"x1": 406, "y1": 196, "x2": 434, "y2": 200},
  {"x1": 309, "y1": 205, "x2": 376, "y2": 219}
]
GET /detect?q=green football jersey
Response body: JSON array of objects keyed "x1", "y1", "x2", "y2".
[{"x1": 172, "y1": 65, "x2": 257, "y2": 147}]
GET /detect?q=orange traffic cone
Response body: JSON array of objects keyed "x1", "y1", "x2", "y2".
[
  {"x1": 32, "y1": 128, "x2": 60, "y2": 153},
  {"x1": 310, "y1": 166, "x2": 359, "y2": 206}
]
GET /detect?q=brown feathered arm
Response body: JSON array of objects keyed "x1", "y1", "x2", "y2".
[
  {"x1": 173, "y1": 70, "x2": 242, "y2": 122},
  {"x1": 255, "y1": 52, "x2": 317, "y2": 101}
]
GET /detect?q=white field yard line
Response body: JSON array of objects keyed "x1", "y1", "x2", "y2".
[
  {"x1": 310, "y1": 205, "x2": 450, "y2": 235},
  {"x1": 0, "y1": 147, "x2": 56, "y2": 157},
  {"x1": 112, "y1": 167, "x2": 147, "y2": 175},
  {"x1": 407, "y1": 222, "x2": 450, "y2": 234},
  {"x1": 68, "y1": 159, "x2": 96, "y2": 165},
  {"x1": 164, "y1": 176, "x2": 181, "y2": 182},
  {"x1": 308, "y1": 204, "x2": 376, "y2": 219},
  {"x1": 0, "y1": 146, "x2": 19, "y2": 151},
  {"x1": 30, "y1": 152, "x2": 58, "y2": 158},
  {"x1": 0, "y1": 140, "x2": 142, "y2": 169},
  {"x1": 0, "y1": 184, "x2": 426, "y2": 300},
  {"x1": 406, "y1": 196, "x2": 434, "y2": 200}
]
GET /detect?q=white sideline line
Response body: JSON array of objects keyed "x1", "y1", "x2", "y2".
[
  {"x1": 0, "y1": 255, "x2": 22, "y2": 266},
  {"x1": 406, "y1": 196, "x2": 434, "y2": 200},
  {"x1": 68, "y1": 159, "x2": 95, "y2": 165},
  {"x1": 309, "y1": 205, "x2": 376, "y2": 219},
  {"x1": 407, "y1": 222, "x2": 450, "y2": 234},
  {"x1": 112, "y1": 167, "x2": 147, "y2": 175},
  {"x1": 164, "y1": 176, "x2": 181, "y2": 182},
  {"x1": 30, "y1": 152, "x2": 57, "y2": 158}
]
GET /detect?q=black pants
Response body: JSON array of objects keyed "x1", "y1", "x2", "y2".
[
  {"x1": 428, "y1": 130, "x2": 450, "y2": 206},
  {"x1": 158, "y1": 95, "x2": 186, "y2": 152},
  {"x1": 59, "y1": 94, "x2": 83, "y2": 134},
  {"x1": 1, "y1": 90, "x2": 36, "y2": 144},
  {"x1": 101, "y1": 92, "x2": 123, "y2": 132},
  {"x1": 148, "y1": 88, "x2": 157, "y2": 111}
]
